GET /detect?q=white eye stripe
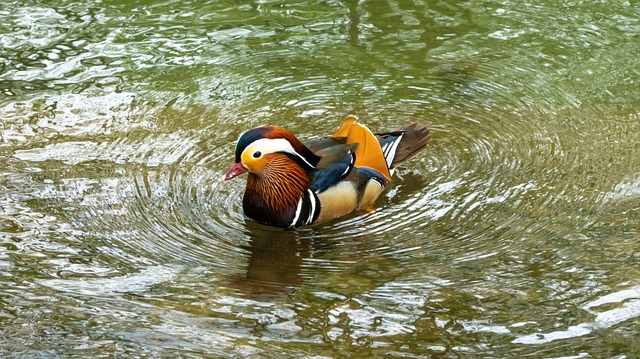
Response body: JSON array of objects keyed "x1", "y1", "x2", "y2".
[
  {"x1": 244, "y1": 138, "x2": 297, "y2": 156},
  {"x1": 243, "y1": 138, "x2": 315, "y2": 168}
]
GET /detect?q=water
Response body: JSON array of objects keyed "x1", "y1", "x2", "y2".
[{"x1": 1, "y1": 0, "x2": 639, "y2": 357}]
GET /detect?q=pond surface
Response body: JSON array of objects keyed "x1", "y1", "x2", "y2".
[{"x1": 1, "y1": 0, "x2": 639, "y2": 357}]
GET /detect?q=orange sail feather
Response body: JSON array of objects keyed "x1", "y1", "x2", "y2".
[{"x1": 331, "y1": 116, "x2": 392, "y2": 182}]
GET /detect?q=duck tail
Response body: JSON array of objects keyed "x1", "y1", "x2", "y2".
[{"x1": 377, "y1": 123, "x2": 431, "y2": 171}]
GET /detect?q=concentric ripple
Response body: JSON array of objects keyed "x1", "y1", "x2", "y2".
[{"x1": 2, "y1": 0, "x2": 639, "y2": 357}]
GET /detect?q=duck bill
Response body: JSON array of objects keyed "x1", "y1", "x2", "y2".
[{"x1": 221, "y1": 162, "x2": 248, "y2": 181}]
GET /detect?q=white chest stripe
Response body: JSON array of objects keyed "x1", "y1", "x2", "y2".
[
  {"x1": 289, "y1": 189, "x2": 320, "y2": 227},
  {"x1": 291, "y1": 197, "x2": 304, "y2": 227},
  {"x1": 307, "y1": 189, "x2": 317, "y2": 224}
]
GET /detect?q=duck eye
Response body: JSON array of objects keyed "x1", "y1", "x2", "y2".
[{"x1": 252, "y1": 151, "x2": 262, "y2": 158}]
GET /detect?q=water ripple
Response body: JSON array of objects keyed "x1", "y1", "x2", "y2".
[
  {"x1": 1, "y1": 0, "x2": 639, "y2": 356},
  {"x1": 513, "y1": 285, "x2": 640, "y2": 345}
]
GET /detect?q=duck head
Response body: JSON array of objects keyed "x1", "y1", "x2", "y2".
[
  {"x1": 221, "y1": 126, "x2": 322, "y2": 227},
  {"x1": 222, "y1": 126, "x2": 320, "y2": 181}
]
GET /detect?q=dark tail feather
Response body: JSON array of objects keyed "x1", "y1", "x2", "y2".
[{"x1": 377, "y1": 123, "x2": 431, "y2": 170}]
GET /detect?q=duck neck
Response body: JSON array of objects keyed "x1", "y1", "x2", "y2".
[{"x1": 243, "y1": 157, "x2": 309, "y2": 226}]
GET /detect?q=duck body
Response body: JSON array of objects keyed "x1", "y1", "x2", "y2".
[{"x1": 222, "y1": 117, "x2": 431, "y2": 228}]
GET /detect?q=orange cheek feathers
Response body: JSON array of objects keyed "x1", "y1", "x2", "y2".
[{"x1": 241, "y1": 152, "x2": 267, "y2": 173}]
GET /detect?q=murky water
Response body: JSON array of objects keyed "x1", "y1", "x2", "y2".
[{"x1": 1, "y1": 0, "x2": 639, "y2": 357}]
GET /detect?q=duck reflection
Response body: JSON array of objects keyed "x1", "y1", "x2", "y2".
[{"x1": 230, "y1": 222, "x2": 316, "y2": 301}]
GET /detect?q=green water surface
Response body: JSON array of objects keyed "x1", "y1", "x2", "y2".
[{"x1": 1, "y1": 0, "x2": 639, "y2": 357}]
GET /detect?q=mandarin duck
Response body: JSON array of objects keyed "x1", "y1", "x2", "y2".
[{"x1": 222, "y1": 117, "x2": 431, "y2": 228}]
